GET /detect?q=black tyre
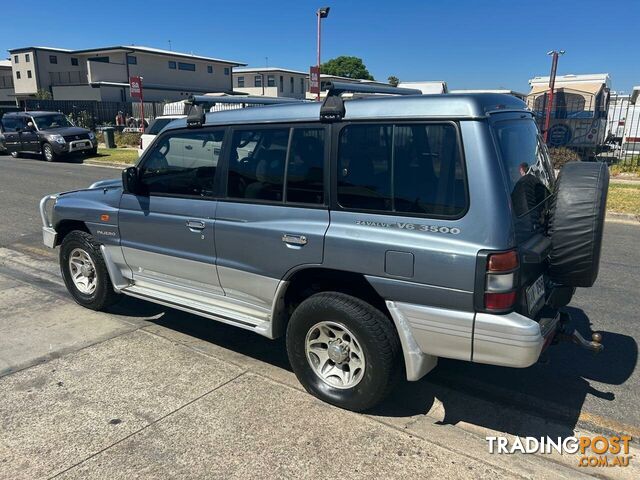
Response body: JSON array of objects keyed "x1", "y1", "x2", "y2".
[
  {"x1": 42, "y1": 142, "x2": 57, "y2": 162},
  {"x1": 548, "y1": 161, "x2": 609, "y2": 287},
  {"x1": 10, "y1": 151, "x2": 20, "y2": 158},
  {"x1": 60, "y1": 230, "x2": 119, "y2": 310},
  {"x1": 84, "y1": 147, "x2": 98, "y2": 156},
  {"x1": 286, "y1": 292, "x2": 400, "y2": 412}
]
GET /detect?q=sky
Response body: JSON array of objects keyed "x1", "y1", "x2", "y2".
[{"x1": 1, "y1": 0, "x2": 638, "y2": 93}]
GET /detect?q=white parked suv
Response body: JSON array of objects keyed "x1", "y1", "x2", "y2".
[{"x1": 138, "y1": 115, "x2": 185, "y2": 156}]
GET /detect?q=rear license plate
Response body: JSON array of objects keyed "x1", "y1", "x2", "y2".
[{"x1": 526, "y1": 275, "x2": 545, "y2": 314}]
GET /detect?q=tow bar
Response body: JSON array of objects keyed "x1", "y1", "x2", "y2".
[{"x1": 555, "y1": 312, "x2": 604, "y2": 354}]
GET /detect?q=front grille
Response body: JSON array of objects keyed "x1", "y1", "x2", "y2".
[{"x1": 64, "y1": 133, "x2": 90, "y2": 142}]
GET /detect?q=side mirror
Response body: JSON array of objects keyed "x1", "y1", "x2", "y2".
[
  {"x1": 27, "y1": 121, "x2": 35, "y2": 130},
  {"x1": 122, "y1": 166, "x2": 143, "y2": 195}
]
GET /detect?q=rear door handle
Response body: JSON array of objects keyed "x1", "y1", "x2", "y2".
[
  {"x1": 186, "y1": 219, "x2": 206, "y2": 230},
  {"x1": 282, "y1": 234, "x2": 307, "y2": 246}
]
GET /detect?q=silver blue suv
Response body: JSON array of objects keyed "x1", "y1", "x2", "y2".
[{"x1": 40, "y1": 85, "x2": 608, "y2": 411}]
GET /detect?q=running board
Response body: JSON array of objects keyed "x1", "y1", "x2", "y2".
[{"x1": 121, "y1": 285, "x2": 273, "y2": 337}]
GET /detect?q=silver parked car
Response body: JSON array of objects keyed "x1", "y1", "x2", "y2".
[{"x1": 40, "y1": 85, "x2": 608, "y2": 411}]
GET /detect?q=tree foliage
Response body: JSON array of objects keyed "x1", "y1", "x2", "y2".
[
  {"x1": 320, "y1": 56, "x2": 374, "y2": 80},
  {"x1": 34, "y1": 89, "x2": 53, "y2": 100},
  {"x1": 387, "y1": 76, "x2": 399, "y2": 87}
]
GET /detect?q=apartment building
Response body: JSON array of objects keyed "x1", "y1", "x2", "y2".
[
  {"x1": 8, "y1": 45, "x2": 245, "y2": 102},
  {"x1": 0, "y1": 60, "x2": 15, "y2": 103},
  {"x1": 233, "y1": 67, "x2": 308, "y2": 99}
]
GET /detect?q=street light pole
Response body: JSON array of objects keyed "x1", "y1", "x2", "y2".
[
  {"x1": 543, "y1": 49, "x2": 565, "y2": 143},
  {"x1": 316, "y1": 7, "x2": 330, "y2": 100}
]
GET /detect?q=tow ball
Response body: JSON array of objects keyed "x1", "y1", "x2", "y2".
[{"x1": 555, "y1": 312, "x2": 604, "y2": 354}]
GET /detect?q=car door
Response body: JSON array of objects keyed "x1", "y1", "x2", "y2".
[
  {"x1": 118, "y1": 127, "x2": 225, "y2": 306},
  {"x1": 1, "y1": 116, "x2": 23, "y2": 153},
  {"x1": 21, "y1": 116, "x2": 41, "y2": 153},
  {"x1": 215, "y1": 124, "x2": 329, "y2": 313}
]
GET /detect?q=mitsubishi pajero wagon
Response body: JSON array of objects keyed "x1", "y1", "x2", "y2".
[{"x1": 40, "y1": 84, "x2": 608, "y2": 411}]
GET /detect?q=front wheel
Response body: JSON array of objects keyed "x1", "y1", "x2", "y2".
[
  {"x1": 10, "y1": 151, "x2": 20, "y2": 158},
  {"x1": 286, "y1": 292, "x2": 401, "y2": 412},
  {"x1": 60, "y1": 230, "x2": 119, "y2": 310},
  {"x1": 42, "y1": 143, "x2": 57, "y2": 162}
]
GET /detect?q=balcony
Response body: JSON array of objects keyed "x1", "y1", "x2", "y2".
[{"x1": 49, "y1": 71, "x2": 88, "y2": 86}]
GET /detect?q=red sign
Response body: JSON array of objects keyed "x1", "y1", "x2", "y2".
[
  {"x1": 129, "y1": 76, "x2": 143, "y2": 99},
  {"x1": 309, "y1": 66, "x2": 320, "y2": 95}
]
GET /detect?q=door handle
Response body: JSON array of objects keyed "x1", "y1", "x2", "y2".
[
  {"x1": 282, "y1": 234, "x2": 307, "y2": 246},
  {"x1": 186, "y1": 219, "x2": 205, "y2": 230}
]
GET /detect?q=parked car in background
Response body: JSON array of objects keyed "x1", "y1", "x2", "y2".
[
  {"x1": 138, "y1": 115, "x2": 185, "y2": 156},
  {"x1": 0, "y1": 111, "x2": 97, "y2": 161},
  {"x1": 39, "y1": 87, "x2": 608, "y2": 411}
]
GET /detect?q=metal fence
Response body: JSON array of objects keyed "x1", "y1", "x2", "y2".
[{"x1": 19, "y1": 99, "x2": 168, "y2": 130}]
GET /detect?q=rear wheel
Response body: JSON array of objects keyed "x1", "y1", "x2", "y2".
[
  {"x1": 42, "y1": 143, "x2": 57, "y2": 162},
  {"x1": 286, "y1": 292, "x2": 400, "y2": 412},
  {"x1": 60, "y1": 230, "x2": 119, "y2": 310}
]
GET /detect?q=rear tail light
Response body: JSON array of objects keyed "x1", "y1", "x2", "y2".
[{"x1": 482, "y1": 250, "x2": 519, "y2": 312}]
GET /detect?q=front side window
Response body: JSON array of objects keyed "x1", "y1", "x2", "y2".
[
  {"x1": 337, "y1": 123, "x2": 467, "y2": 217},
  {"x1": 33, "y1": 114, "x2": 74, "y2": 130},
  {"x1": 139, "y1": 130, "x2": 223, "y2": 197}
]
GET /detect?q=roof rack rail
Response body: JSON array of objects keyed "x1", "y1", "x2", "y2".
[
  {"x1": 185, "y1": 94, "x2": 306, "y2": 128},
  {"x1": 320, "y1": 81, "x2": 422, "y2": 122}
]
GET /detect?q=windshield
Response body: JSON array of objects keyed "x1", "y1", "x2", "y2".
[
  {"x1": 33, "y1": 114, "x2": 74, "y2": 130},
  {"x1": 146, "y1": 118, "x2": 175, "y2": 135},
  {"x1": 493, "y1": 118, "x2": 556, "y2": 240}
]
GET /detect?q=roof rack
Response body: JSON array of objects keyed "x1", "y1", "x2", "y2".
[
  {"x1": 320, "y1": 81, "x2": 422, "y2": 122},
  {"x1": 185, "y1": 94, "x2": 306, "y2": 128}
]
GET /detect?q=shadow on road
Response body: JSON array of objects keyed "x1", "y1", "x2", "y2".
[{"x1": 107, "y1": 298, "x2": 637, "y2": 438}]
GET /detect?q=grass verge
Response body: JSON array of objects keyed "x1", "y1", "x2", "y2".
[
  {"x1": 88, "y1": 148, "x2": 138, "y2": 165},
  {"x1": 608, "y1": 181, "x2": 640, "y2": 215}
]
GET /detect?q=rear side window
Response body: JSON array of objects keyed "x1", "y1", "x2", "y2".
[
  {"x1": 337, "y1": 123, "x2": 467, "y2": 217},
  {"x1": 227, "y1": 127, "x2": 326, "y2": 204},
  {"x1": 146, "y1": 118, "x2": 175, "y2": 135},
  {"x1": 139, "y1": 130, "x2": 224, "y2": 197},
  {"x1": 1, "y1": 117, "x2": 22, "y2": 132}
]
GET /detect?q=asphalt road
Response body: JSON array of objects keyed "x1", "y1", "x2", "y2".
[{"x1": 1, "y1": 153, "x2": 638, "y2": 441}]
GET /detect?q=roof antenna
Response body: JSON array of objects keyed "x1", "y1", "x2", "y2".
[
  {"x1": 168, "y1": 40, "x2": 172, "y2": 51},
  {"x1": 265, "y1": 56, "x2": 269, "y2": 68}
]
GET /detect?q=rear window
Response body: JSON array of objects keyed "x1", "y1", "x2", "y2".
[
  {"x1": 146, "y1": 118, "x2": 176, "y2": 135},
  {"x1": 337, "y1": 123, "x2": 467, "y2": 217},
  {"x1": 493, "y1": 119, "x2": 555, "y2": 217}
]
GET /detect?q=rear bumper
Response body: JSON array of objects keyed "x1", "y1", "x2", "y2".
[{"x1": 386, "y1": 301, "x2": 558, "y2": 381}]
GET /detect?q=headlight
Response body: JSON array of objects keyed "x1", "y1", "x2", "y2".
[
  {"x1": 88, "y1": 132, "x2": 95, "y2": 140},
  {"x1": 50, "y1": 134, "x2": 66, "y2": 144}
]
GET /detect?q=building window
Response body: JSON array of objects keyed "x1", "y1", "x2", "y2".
[
  {"x1": 14, "y1": 55, "x2": 18, "y2": 64},
  {"x1": 224, "y1": 67, "x2": 230, "y2": 75},
  {"x1": 127, "y1": 55, "x2": 137, "y2": 65},
  {"x1": 254, "y1": 75, "x2": 262, "y2": 87},
  {"x1": 71, "y1": 57, "x2": 79, "y2": 66},
  {"x1": 168, "y1": 61, "x2": 176, "y2": 69},
  {"x1": 300, "y1": 77, "x2": 304, "y2": 93},
  {"x1": 27, "y1": 70, "x2": 32, "y2": 79},
  {"x1": 25, "y1": 54, "x2": 30, "y2": 62},
  {"x1": 279, "y1": 76, "x2": 284, "y2": 92},
  {"x1": 178, "y1": 62, "x2": 195, "y2": 71},
  {"x1": 290, "y1": 77, "x2": 294, "y2": 93},
  {"x1": 237, "y1": 76, "x2": 245, "y2": 88},
  {"x1": 49, "y1": 55, "x2": 58, "y2": 64},
  {"x1": 16, "y1": 71, "x2": 21, "y2": 79},
  {"x1": 267, "y1": 75, "x2": 275, "y2": 87},
  {"x1": 89, "y1": 56, "x2": 109, "y2": 63},
  {"x1": 207, "y1": 65, "x2": 213, "y2": 74}
]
